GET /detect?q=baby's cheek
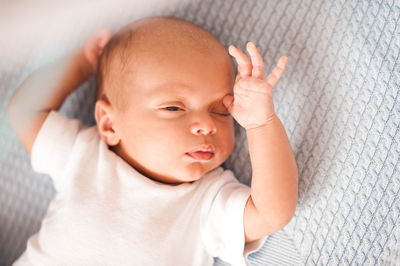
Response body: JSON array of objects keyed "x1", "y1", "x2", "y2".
[
  {"x1": 226, "y1": 132, "x2": 235, "y2": 156},
  {"x1": 219, "y1": 124, "x2": 235, "y2": 159}
]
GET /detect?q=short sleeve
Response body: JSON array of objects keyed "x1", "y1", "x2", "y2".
[
  {"x1": 31, "y1": 110, "x2": 87, "y2": 180},
  {"x1": 201, "y1": 170, "x2": 268, "y2": 266}
]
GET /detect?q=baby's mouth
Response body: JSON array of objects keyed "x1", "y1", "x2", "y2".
[{"x1": 186, "y1": 145, "x2": 215, "y2": 161}]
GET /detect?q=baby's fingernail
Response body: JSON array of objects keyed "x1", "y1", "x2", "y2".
[
  {"x1": 278, "y1": 56, "x2": 288, "y2": 67},
  {"x1": 229, "y1": 46, "x2": 237, "y2": 56}
]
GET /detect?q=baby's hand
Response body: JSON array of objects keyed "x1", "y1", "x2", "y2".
[
  {"x1": 223, "y1": 42, "x2": 287, "y2": 130},
  {"x1": 82, "y1": 29, "x2": 113, "y2": 75}
]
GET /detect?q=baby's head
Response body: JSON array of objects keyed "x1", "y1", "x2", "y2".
[{"x1": 95, "y1": 17, "x2": 235, "y2": 184}]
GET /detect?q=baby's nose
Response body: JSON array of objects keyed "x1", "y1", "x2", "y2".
[{"x1": 190, "y1": 116, "x2": 217, "y2": 136}]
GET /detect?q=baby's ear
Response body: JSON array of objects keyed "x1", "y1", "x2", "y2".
[{"x1": 94, "y1": 99, "x2": 120, "y2": 146}]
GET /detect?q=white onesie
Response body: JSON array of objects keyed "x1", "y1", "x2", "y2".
[{"x1": 13, "y1": 111, "x2": 266, "y2": 266}]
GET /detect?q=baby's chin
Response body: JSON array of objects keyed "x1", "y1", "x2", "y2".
[
  {"x1": 146, "y1": 162, "x2": 220, "y2": 185},
  {"x1": 177, "y1": 162, "x2": 221, "y2": 183}
]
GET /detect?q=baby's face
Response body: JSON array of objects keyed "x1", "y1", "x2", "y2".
[{"x1": 111, "y1": 44, "x2": 235, "y2": 184}]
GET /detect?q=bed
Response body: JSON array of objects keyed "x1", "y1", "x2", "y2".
[{"x1": 1, "y1": 0, "x2": 399, "y2": 265}]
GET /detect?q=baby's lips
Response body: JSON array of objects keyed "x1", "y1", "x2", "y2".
[
  {"x1": 187, "y1": 144, "x2": 214, "y2": 154},
  {"x1": 186, "y1": 151, "x2": 214, "y2": 161},
  {"x1": 186, "y1": 144, "x2": 215, "y2": 161}
]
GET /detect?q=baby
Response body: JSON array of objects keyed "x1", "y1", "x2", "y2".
[{"x1": 7, "y1": 17, "x2": 298, "y2": 266}]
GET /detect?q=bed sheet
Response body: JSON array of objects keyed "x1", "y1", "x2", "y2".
[{"x1": 1, "y1": 0, "x2": 399, "y2": 265}]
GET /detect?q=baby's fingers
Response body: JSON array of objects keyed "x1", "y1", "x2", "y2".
[
  {"x1": 246, "y1": 42, "x2": 265, "y2": 79},
  {"x1": 265, "y1": 56, "x2": 287, "y2": 88},
  {"x1": 229, "y1": 45, "x2": 252, "y2": 78},
  {"x1": 222, "y1": 94, "x2": 234, "y2": 113},
  {"x1": 95, "y1": 29, "x2": 113, "y2": 54}
]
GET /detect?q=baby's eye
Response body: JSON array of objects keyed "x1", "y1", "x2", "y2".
[
  {"x1": 163, "y1": 106, "x2": 184, "y2": 112},
  {"x1": 211, "y1": 106, "x2": 230, "y2": 117},
  {"x1": 212, "y1": 112, "x2": 231, "y2": 117}
]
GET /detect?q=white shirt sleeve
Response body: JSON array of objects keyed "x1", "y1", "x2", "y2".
[
  {"x1": 201, "y1": 170, "x2": 268, "y2": 266},
  {"x1": 31, "y1": 110, "x2": 87, "y2": 189}
]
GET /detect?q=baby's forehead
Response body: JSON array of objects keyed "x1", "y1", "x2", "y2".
[
  {"x1": 109, "y1": 17, "x2": 230, "y2": 68},
  {"x1": 101, "y1": 17, "x2": 234, "y2": 109}
]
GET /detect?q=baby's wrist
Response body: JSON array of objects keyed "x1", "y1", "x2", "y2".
[{"x1": 244, "y1": 113, "x2": 278, "y2": 132}]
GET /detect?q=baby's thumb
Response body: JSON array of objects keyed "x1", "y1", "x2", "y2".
[{"x1": 222, "y1": 95, "x2": 234, "y2": 112}]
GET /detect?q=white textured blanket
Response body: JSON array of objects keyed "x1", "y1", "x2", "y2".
[{"x1": 1, "y1": 0, "x2": 399, "y2": 265}]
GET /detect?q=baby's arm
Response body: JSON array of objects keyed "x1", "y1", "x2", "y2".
[
  {"x1": 223, "y1": 42, "x2": 298, "y2": 243},
  {"x1": 7, "y1": 29, "x2": 112, "y2": 153}
]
